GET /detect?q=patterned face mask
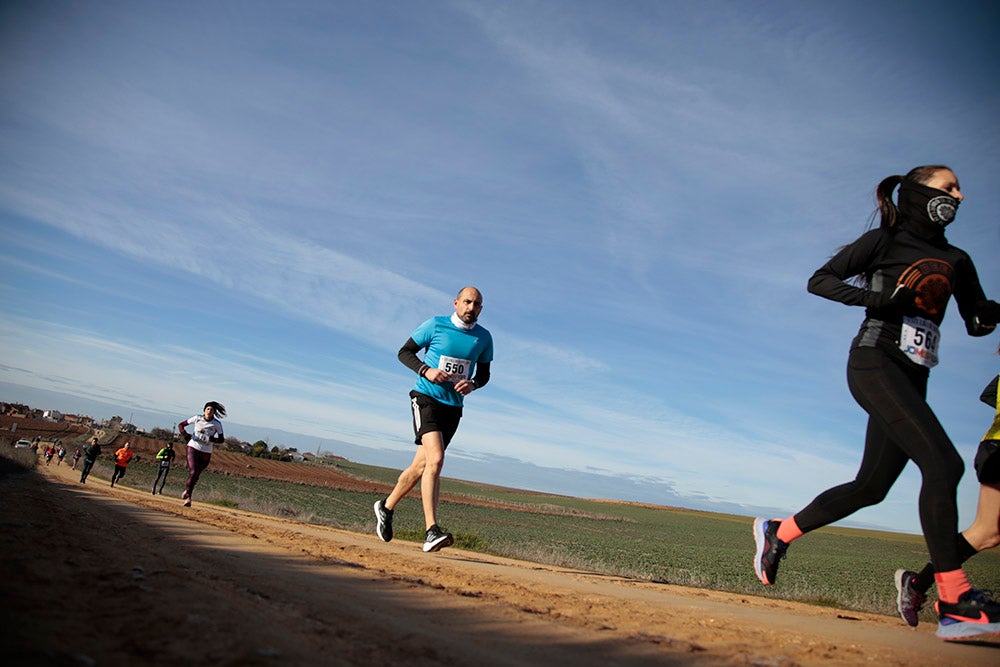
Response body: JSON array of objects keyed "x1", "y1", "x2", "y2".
[{"x1": 898, "y1": 180, "x2": 959, "y2": 227}]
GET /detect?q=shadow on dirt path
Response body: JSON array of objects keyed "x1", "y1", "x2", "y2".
[{"x1": 2, "y1": 460, "x2": 998, "y2": 666}]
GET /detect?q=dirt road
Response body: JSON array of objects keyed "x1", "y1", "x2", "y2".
[{"x1": 3, "y1": 460, "x2": 998, "y2": 666}]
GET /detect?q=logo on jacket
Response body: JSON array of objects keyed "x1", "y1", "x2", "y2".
[{"x1": 898, "y1": 258, "x2": 954, "y2": 316}]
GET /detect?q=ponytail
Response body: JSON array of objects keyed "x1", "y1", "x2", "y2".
[{"x1": 873, "y1": 175, "x2": 904, "y2": 229}]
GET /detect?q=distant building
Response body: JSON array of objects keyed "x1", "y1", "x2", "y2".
[
  {"x1": 102, "y1": 416, "x2": 124, "y2": 430},
  {"x1": 63, "y1": 414, "x2": 95, "y2": 427},
  {"x1": 1, "y1": 402, "x2": 31, "y2": 417},
  {"x1": 43, "y1": 410, "x2": 63, "y2": 421}
]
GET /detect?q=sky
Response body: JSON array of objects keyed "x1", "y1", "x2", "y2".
[{"x1": 1, "y1": 1, "x2": 998, "y2": 535}]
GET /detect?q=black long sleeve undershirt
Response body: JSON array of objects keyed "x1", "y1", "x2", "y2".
[{"x1": 397, "y1": 337, "x2": 425, "y2": 374}]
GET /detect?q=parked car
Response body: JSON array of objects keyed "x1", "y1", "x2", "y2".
[{"x1": 14, "y1": 439, "x2": 32, "y2": 449}]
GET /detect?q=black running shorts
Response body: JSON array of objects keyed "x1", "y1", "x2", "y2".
[
  {"x1": 974, "y1": 440, "x2": 1000, "y2": 485},
  {"x1": 409, "y1": 390, "x2": 463, "y2": 448}
]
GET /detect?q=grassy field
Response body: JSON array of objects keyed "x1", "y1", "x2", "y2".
[{"x1": 20, "y1": 450, "x2": 1000, "y2": 622}]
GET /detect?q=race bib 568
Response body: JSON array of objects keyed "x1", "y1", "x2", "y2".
[{"x1": 899, "y1": 316, "x2": 940, "y2": 368}]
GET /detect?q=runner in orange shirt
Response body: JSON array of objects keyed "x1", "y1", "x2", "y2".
[{"x1": 110, "y1": 442, "x2": 134, "y2": 487}]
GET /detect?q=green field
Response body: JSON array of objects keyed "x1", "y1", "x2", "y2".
[{"x1": 74, "y1": 456, "x2": 1000, "y2": 623}]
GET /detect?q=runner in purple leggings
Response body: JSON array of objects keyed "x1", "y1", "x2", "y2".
[{"x1": 177, "y1": 402, "x2": 226, "y2": 507}]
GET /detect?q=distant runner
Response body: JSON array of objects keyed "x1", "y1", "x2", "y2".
[
  {"x1": 79, "y1": 437, "x2": 102, "y2": 484},
  {"x1": 110, "y1": 443, "x2": 133, "y2": 487},
  {"x1": 374, "y1": 286, "x2": 494, "y2": 553},
  {"x1": 178, "y1": 402, "x2": 226, "y2": 507},
  {"x1": 151, "y1": 442, "x2": 176, "y2": 495},
  {"x1": 752, "y1": 165, "x2": 1000, "y2": 641}
]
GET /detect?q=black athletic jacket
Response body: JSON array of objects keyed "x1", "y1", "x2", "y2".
[{"x1": 808, "y1": 222, "x2": 994, "y2": 365}]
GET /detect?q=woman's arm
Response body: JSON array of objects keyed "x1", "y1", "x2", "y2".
[
  {"x1": 954, "y1": 254, "x2": 997, "y2": 337},
  {"x1": 807, "y1": 229, "x2": 887, "y2": 307}
]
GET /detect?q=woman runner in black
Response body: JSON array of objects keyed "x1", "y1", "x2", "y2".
[{"x1": 751, "y1": 165, "x2": 1000, "y2": 641}]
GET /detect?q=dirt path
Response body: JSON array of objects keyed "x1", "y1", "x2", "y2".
[{"x1": 3, "y1": 462, "x2": 999, "y2": 666}]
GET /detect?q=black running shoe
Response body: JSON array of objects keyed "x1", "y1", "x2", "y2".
[
  {"x1": 373, "y1": 499, "x2": 393, "y2": 542},
  {"x1": 936, "y1": 589, "x2": 1000, "y2": 640},
  {"x1": 422, "y1": 524, "x2": 454, "y2": 553},
  {"x1": 894, "y1": 569, "x2": 926, "y2": 627},
  {"x1": 752, "y1": 517, "x2": 788, "y2": 585}
]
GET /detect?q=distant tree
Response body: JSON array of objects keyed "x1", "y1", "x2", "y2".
[
  {"x1": 250, "y1": 441, "x2": 268, "y2": 458},
  {"x1": 222, "y1": 436, "x2": 246, "y2": 452},
  {"x1": 270, "y1": 446, "x2": 280, "y2": 454},
  {"x1": 149, "y1": 427, "x2": 173, "y2": 440}
]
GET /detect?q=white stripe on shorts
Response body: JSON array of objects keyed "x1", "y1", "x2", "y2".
[{"x1": 411, "y1": 395, "x2": 421, "y2": 432}]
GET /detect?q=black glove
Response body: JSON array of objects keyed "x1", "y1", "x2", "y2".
[
  {"x1": 178, "y1": 430, "x2": 189, "y2": 441},
  {"x1": 866, "y1": 284, "x2": 916, "y2": 317},
  {"x1": 975, "y1": 300, "x2": 1000, "y2": 327}
]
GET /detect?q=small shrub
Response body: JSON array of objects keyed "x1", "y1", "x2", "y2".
[{"x1": 0, "y1": 446, "x2": 39, "y2": 472}]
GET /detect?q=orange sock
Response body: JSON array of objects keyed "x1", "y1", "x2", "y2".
[
  {"x1": 775, "y1": 516, "x2": 803, "y2": 544},
  {"x1": 935, "y1": 569, "x2": 972, "y2": 604}
]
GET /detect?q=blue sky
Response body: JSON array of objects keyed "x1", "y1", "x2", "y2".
[{"x1": 1, "y1": 1, "x2": 998, "y2": 534}]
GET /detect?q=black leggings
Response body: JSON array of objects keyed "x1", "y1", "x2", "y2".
[
  {"x1": 794, "y1": 346, "x2": 965, "y2": 571},
  {"x1": 153, "y1": 465, "x2": 170, "y2": 494},
  {"x1": 110, "y1": 465, "x2": 127, "y2": 485},
  {"x1": 79, "y1": 458, "x2": 95, "y2": 482}
]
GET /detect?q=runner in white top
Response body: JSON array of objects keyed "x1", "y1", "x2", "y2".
[{"x1": 177, "y1": 401, "x2": 226, "y2": 507}]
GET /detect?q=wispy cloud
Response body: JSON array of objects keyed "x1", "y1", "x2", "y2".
[{"x1": 2, "y1": 1, "x2": 998, "y2": 534}]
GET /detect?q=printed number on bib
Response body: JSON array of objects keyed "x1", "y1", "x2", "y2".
[
  {"x1": 899, "y1": 316, "x2": 940, "y2": 368},
  {"x1": 438, "y1": 355, "x2": 471, "y2": 381}
]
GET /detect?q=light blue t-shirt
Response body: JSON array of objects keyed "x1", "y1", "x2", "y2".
[{"x1": 411, "y1": 316, "x2": 494, "y2": 407}]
